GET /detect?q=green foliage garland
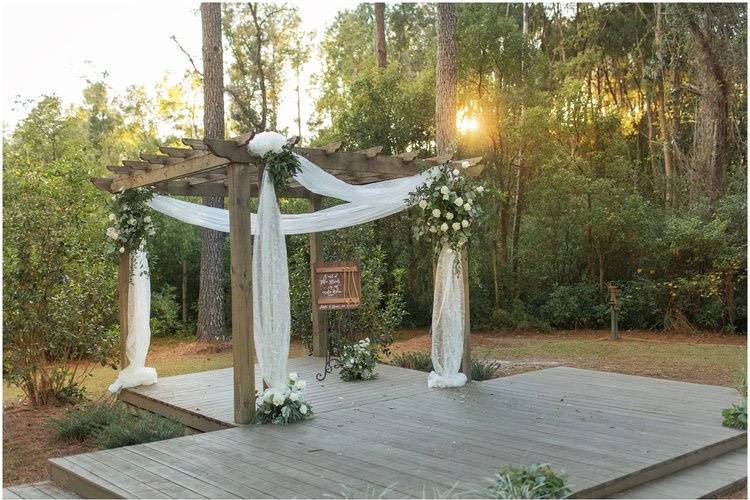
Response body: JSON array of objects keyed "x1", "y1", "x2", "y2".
[
  {"x1": 409, "y1": 164, "x2": 486, "y2": 259},
  {"x1": 262, "y1": 146, "x2": 302, "y2": 193},
  {"x1": 106, "y1": 187, "x2": 155, "y2": 258}
]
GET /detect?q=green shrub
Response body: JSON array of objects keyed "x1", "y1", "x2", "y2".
[
  {"x1": 390, "y1": 351, "x2": 433, "y2": 372},
  {"x1": 490, "y1": 463, "x2": 571, "y2": 499},
  {"x1": 96, "y1": 411, "x2": 185, "y2": 448},
  {"x1": 150, "y1": 285, "x2": 182, "y2": 337},
  {"x1": 540, "y1": 283, "x2": 608, "y2": 329},
  {"x1": 489, "y1": 304, "x2": 549, "y2": 331},
  {"x1": 49, "y1": 400, "x2": 123, "y2": 441},
  {"x1": 50, "y1": 400, "x2": 185, "y2": 448},
  {"x1": 722, "y1": 399, "x2": 747, "y2": 430},
  {"x1": 472, "y1": 360, "x2": 502, "y2": 381}
]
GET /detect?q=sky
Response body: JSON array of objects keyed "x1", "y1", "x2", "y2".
[{"x1": 1, "y1": 0, "x2": 354, "y2": 139}]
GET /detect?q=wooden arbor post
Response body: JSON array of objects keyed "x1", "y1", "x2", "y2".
[
  {"x1": 309, "y1": 194, "x2": 328, "y2": 356},
  {"x1": 461, "y1": 249, "x2": 472, "y2": 381},
  {"x1": 117, "y1": 251, "x2": 131, "y2": 369},
  {"x1": 228, "y1": 162, "x2": 255, "y2": 424}
]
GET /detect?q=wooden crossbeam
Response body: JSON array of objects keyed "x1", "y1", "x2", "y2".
[
  {"x1": 107, "y1": 166, "x2": 131, "y2": 174},
  {"x1": 181, "y1": 138, "x2": 209, "y2": 150},
  {"x1": 355, "y1": 145, "x2": 383, "y2": 158},
  {"x1": 122, "y1": 160, "x2": 151, "y2": 170},
  {"x1": 111, "y1": 152, "x2": 228, "y2": 192},
  {"x1": 140, "y1": 154, "x2": 181, "y2": 165},
  {"x1": 159, "y1": 146, "x2": 200, "y2": 158}
]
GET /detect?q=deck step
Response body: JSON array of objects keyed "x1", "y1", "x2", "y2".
[
  {"x1": 611, "y1": 447, "x2": 747, "y2": 499},
  {"x1": 2, "y1": 481, "x2": 81, "y2": 499}
]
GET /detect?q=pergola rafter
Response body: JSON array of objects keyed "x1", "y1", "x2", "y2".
[{"x1": 91, "y1": 131, "x2": 483, "y2": 424}]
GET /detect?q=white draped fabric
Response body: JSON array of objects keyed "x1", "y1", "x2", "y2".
[
  {"x1": 108, "y1": 248, "x2": 157, "y2": 393},
  {"x1": 113, "y1": 145, "x2": 467, "y2": 392},
  {"x1": 252, "y1": 171, "x2": 291, "y2": 388},
  {"x1": 427, "y1": 245, "x2": 467, "y2": 388}
]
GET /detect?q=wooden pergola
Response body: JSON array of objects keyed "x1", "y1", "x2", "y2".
[{"x1": 92, "y1": 132, "x2": 483, "y2": 424}]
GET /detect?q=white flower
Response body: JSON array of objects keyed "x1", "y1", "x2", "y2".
[
  {"x1": 432, "y1": 208, "x2": 441, "y2": 218},
  {"x1": 462, "y1": 219, "x2": 470, "y2": 228},
  {"x1": 461, "y1": 160, "x2": 471, "y2": 169},
  {"x1": 442, "y1": 194, "x2": 449, "y2": 200},
  {"x1": 119, "y1": 247, "x2": 125, "y2": 253},
  {"x1": 300, "y1": 404, "x2": 308, "y2": 415},
  {"x1": 272, "y1": 393, "x2": 286, "y2": 407},
  {"x1": 295, "y1": 380, "x2": 306, "y2": 391},
  {"x1": 429, "y1": 226, "x2": 437, "y2": 233},
  {"x1": 440, "y1": 223, "x2": 449, "y2": 232},
  {"x1": 454, "y1": 197, "x2": 464, "y2": 207},
  {"x1": 144, "y1": 216, "x2": 152, "y2": 223},
  {"x1": 445, "y1": 212, "x2": 454, "y2": 220},
  {"x1": 263, "y1": 389, "x2": 274, "y2": 402},
  {"x1": 289, "y1": 391, "x2": 300, "y2": 402},
  {"x1": 281, "y1": 405, "x2": 291, "y2": 418},
  {"x1": 148, "y1": 228, "x2": 156, "y2": 236},
  {"x1": 440, "y1": 186, "x2": 450, "y2": 195},
  {"x1": 418, "y1": 199, "x2": 428, "y2": 209},
  {"x1": 289, "y1": 372, "x2": 299, "y2": 382},
  {"x1": 476, "y1": 186, "x2": 485, "y2": 193},
  {"x1": 128, "y1": 217, "x2": 136, "y2": 225},
  {"x1": 452, "y1": 169, "x2": 459, "y2": 176},
  {"x1": 452, "y1": 222, "x2": 461, "y2": 231},
  {"x1": 464, "y1": 204, "x2": 472, "y2": 212},
  {"x1": 247, "y1": 131, "x2": 288, "y2": 155},
  {"x1": 106, "y1": 227, "x2": 119, "y2": 240},
  {"x1": 108, "y1": 213, "x2": 116, "y2": 221}
]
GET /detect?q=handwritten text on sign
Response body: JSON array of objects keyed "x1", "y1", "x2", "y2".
[{"x1": 314, "y1": 261, "x2": 361, "y2": 310}]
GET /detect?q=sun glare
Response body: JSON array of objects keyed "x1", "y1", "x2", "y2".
[{"x1": 456, "y1": 114, "x2": 479, "y2": 134}]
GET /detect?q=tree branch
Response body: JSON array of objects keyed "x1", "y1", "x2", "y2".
[{"x1": 171, "y1": 34, "x2": 203, "y2": 76}]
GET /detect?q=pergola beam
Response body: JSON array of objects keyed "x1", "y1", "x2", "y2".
[{"x1": 111, "y1": 152, "x2": 230, "y2": 192}]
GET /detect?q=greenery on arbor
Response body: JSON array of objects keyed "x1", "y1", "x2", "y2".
[{"x1": 2, "y1": 2, "x2": 746, "y2": 404}]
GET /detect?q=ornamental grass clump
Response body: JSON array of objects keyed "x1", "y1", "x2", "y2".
[
  {"x1": 490, "y1": 463, "x2": 571, "y2": 499},
  {"x1": 340, "y1": 338, "x2": 378, "y2": 381},
  {"x1": 390, "y1": 351, "x2": 433, "y2": 372},
  {"x1": 255, "y1": 372, "x2": 313, "y2": 425},
  {"x1": 471, "y1": 360, "x2": 502, "y2": 381},
  {"x1": 722, "y1": 371, "x2": 748, "y2": 430}
]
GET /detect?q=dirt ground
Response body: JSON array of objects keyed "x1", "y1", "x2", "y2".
[{"x1": 2, "y1": 329, "x2": 746, "y2": 490}]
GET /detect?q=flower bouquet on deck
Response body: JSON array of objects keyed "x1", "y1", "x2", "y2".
[
  {"x1": 254, "y1": 372, "x2": 313, "y2": 425},
  {"x1": 339, "y1": 338, "x2": 378, "y2": 381}
]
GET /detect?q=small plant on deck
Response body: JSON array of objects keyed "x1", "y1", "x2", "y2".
[
  {"x1": 471, "y1": 360, "x2": 502, "y2": 381},
  {"x1": 255, "y1": 372, "x2": 313, "y2": 425},
  {"x1": 490, "y1": 463, "x2": 571, "y2": 499},
  {"x1": 390, "y1": 351, "x2": 433, "y2": 372},
  {"x1": 722, "y1": 371, "x2": 747, "y2": 430},
  {"x1": 340, "y1": 338, "x2": 378, "y2": 381}
]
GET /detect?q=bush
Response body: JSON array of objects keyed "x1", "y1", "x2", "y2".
[
  {"x1": 151, "y1": 285, "x2": 183, "y2": 337},
  {"x1": 540, "y1": 283, "x2": 608, "y2": 329},
  {"x1": 490, "y1": 464, "x2": 571, "y2": 499},
  {"x1": 489, "y1": 303, "x2": 549, "y2": 331},
  {"x1": 722, "y1": 399, "x2": 747, "y2": 430},
  {"x1": 50, "y1": 400, "x2": 186, "y2": 448},
  {"x1": 472, "y1": 360, "x2": 502, "y2": 381},
  {"x1": 390, "y1": 351, "x2": 433, "y2": 372}
]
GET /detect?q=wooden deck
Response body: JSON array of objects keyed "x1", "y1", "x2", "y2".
[{"x1": 49, "y1": 361, "x2": 747, "y2": 498}]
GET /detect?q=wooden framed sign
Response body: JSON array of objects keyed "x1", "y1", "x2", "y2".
[{"x1": 314, "y1": 261, "x2": 361, "y2": 310}]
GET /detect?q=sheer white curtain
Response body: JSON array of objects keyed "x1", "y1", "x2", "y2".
[
  {"x1": 108, "y1": 248, "x2": 157, "y2": 393},
  {"x1": 428, "y1": 245, "x2": 467, "y2": 388},
  {"x1": 115, "y1": 150, "x2": 467, "y2": 391}
]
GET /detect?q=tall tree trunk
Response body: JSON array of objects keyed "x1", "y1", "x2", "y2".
[
  {"x1": 374, "y1": 3, "x2": 387, "y2": 69},
  {"x1": 197, "y1": 2, "x2": 227, "y2": 342},
  {"x1": 435, "y1": 3, "x2": 457, "y2": 155},
  {"x1": 655, "y1": 3, "x2": 675, "y2": 207},
  {"x1": 510, "y1": 161, "x2": 525, "y2": 298}
]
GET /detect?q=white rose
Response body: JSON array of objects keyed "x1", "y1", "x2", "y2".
[
  {"x1": 445, "y1": 212, "x2": 454, "y2": 220},
  {"x1": 440, "y1": 186, "x2": 450, "y2": 195},
  {"x1": 263, "y1": 389, "x2": 274, "y2": 402},
  {"x1": 418, "y1": 199, "x2": 428, "y2": 209},
  {"x1": 289, "y1": 372, "x2": 299, "y2": 382},
  {"x1": 462, "y1": 219, "x2": 469, "y2": 228},
  {"x1": 461, "y1": 160, "x2": 470, "y2": 169},
  {"x1": 272, "y1": 393, "x2": 286, "y2": 407},
  {"x1": 289, "y1": 391, "x2": 300, "y2": 402},
  {"x1": 144, "y1": 216, "x2": 151, "y2": 223},
  {"x1": 247, "y1": 131, "x2": 287, "y2": 155},
  {"x1": 300, "y1": 404, "x2": 308, "y2": 415},
  {"x1": 440, "y1": 223, "x2": 449, "y2": 232},
  {"x1": 295, "y1": 380, "x2": 306, "y2": 390},
  {"x1": 148, "y1": 228, "x2": 156, "y2": 236},
  {"x1": 442, "y1": 194, "x2": 450, "y2": 200},
  {"x1": 452, "y1": 169, "x2": 459, "y2": 176},
  {"x1": 464, "y1": 204, "x2": 472, "y2": 212},
  {"x1": 452, "y1": 222, "x2": 461, "y2": 231},
  {"x1": 454, "y1": 197, "x2": 464, "y2": 207},
  {"x1": 432, "y1": 209, "x2": 441, "y2": 218},
  {"x1": 119, "y1": 247, "x2": 125, "y2": 253},
  {"x1": 108, "y1": 213, "x2": 116, "y2": 221},
  {"x1": 106, "y1": 227, "x2": 119, "y2": 240},
  {"x1": 429, "y1": 226, "x2": 437, "y2": 233},
  {"x1": 477, "y1": 186, "x2": 485, "y2": 193},
  {"x1": 128, "y1": 217, "x2": 136, "y2": 225}
]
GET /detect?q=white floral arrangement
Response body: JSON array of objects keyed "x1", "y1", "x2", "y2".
[
  {"x1": 106, "y1": 187, "x2": 155, "y2": 259},
  {"x1": 409, "y1": 163, "x2": 486, "y2": 258},
  {"x1": 247, "y1": 131, "x2": 301, "y2": 193},
  {"x1": 254, "y1": 372, "x2": 313, "y2": 425},
  {"x1": 339, "y1": 338, "x2": 378, "y2": 381}
]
